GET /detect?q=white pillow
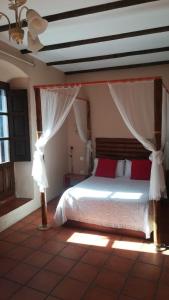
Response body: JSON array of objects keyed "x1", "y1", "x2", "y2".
[
  {"x1": 92, "y1": 158, "x2": 125, "y2": 177},
  {"x1": 116, "y1": 160, "x2": 125, "y2": 177},
  {"x1": 124, "y1": 159, "x2": 132, "y2": 178}
]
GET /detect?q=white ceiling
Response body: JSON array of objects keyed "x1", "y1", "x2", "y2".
[{"x1": 0, "y1": 0, "x2": 169, "y2": 74}]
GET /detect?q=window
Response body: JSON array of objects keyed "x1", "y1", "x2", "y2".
[
  {"x1": 0, "y1": 83, "x2": 31, "y2": 164},
  {"x1": 0, "y1": 83, "x2": 30, "y2": 200},
  {"x1": 0, "y1": 89, "x2": 10, "y2": 163}
]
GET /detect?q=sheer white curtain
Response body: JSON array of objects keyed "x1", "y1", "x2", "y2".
[
  {"x1": 32, "y1": 86, "x2": 80, "y2": 192},
  {"x1": 73, "y1": 99, "x2": 92, "y2": 169},
  {"x1": 108, "y1": 81, "x2": 166, "y2": 200}
]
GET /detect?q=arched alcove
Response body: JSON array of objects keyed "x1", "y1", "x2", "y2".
[{"x1": 0, "y1": 59, "x2": 28, "y2": 82}]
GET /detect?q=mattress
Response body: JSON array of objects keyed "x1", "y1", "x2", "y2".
[{"x1": 54, "y1": 176, "x2": 152, "y2": 238}]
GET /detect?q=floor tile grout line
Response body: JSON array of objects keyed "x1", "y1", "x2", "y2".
[
  {"x1": 117, "y1": 243, "x2": 151, "y2": 299},
  {"x1": 118, "y1": 244, "x2": 165, "y2": 299},
  {"x1": 46, "y1": 244, "x2": 91, "y2": 298},
  {"x1": 8, "y1": 234, "x2": 90, "y2": 298},
  {"x1": 152, "y1": 251, "x2": 166, "y2": 300},
  {"x1": 3, "y1": 230, "x2": 71, "y2": 299},
  {"x1": 80, "y1": 245, "x2": 120, "y2": 300}
]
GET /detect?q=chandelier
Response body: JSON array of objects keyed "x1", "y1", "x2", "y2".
[{"x1": 0, "y1": 0, "x2": 48, "y2": 52}]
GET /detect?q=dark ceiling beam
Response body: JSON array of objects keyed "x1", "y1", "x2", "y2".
[
  {"x1": 44, "y1": 0, "x2": 159, "y2": 21},
  {"x1": 47, "y1": 46, "x2": 169, "y2": 66},
  {"x1": 0, "y1": 0, "x2": 158, "y2": 33},
  {"x1": 21, "y1": 25, "x2": 169, "y2": 54},
  {"x1": 65, "y1": 60, "x2": 169, "y2": 75}
]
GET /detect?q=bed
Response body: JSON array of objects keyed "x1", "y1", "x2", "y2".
[{"x1": 54, "y1": 138, "x2": 153, "y2": 239}]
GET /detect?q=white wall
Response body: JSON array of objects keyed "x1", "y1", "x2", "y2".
[{"x1": 0, "y1": 41, "x2": 68, "y2": 231}]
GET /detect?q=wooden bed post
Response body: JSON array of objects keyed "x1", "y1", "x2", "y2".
[
  {"x1": 153, "y1": 78, "x2": 162, "y2": 248},
  {"x1": 34, "y1": 88, "x2": 49, "y2": 230},
  {"x1": 86, "y1": 100, "x2": 93, "y2": 174}
]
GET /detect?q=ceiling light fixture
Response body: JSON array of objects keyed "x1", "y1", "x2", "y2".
[{"x1": 0, "y1": 0, "x2": 48, "y2": 52}]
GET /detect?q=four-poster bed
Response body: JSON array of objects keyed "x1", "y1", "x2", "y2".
[{"x1": 33, "y1": 76, "x2": 169, "y2": 249}]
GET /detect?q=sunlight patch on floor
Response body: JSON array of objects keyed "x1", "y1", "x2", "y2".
[
  {"x1": 112, "y1": 240, "x2": 143, "y2": 251},
  {"x1": 67, "y1": 232, "x2": 109, "y2": 247}
]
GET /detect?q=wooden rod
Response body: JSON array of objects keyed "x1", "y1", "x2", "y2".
[
  {"x1": 34, "y1": 88, "x2": 48, "y2": 228},
  {"x1": 162, "y1": 83, "x2": 169, "y2": 94},
  {"x1": 34, "y1": 76, "x2": 161, "y2": 89},
  {"x1": 86, "y1": 101, "x2": 93, "y2": 174},
  {"x1": 153, "y1": 78, "x2": 162, "y2": 248}
]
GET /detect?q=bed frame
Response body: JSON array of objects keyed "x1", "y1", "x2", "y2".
[
  {"x1": 96, "y1": 138, "x2": 150, "y2": 160},
  {"x1": 65, "y1": 137, "x2": 151, "y2": 239}
]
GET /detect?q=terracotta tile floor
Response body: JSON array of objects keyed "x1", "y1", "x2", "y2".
[{"x1": 0, "y1": 199, "x2": 169, "y2": 300}]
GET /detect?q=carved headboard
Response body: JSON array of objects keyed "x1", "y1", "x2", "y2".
[{"x1": 96, "y1": 138, "x2": 150, "y2": 160}]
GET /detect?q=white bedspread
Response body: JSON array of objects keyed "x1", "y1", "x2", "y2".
[{"x1": 54, "y1": 176, "x2": 152, "y2": 238}]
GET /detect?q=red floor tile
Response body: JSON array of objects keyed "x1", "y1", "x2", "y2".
[
  {"x1": 138, "y1": 252, "x2": 164, "y2": 266},
  {"x1": 56, "y1": 228, "x2": 76, "y2": 241},
  {"x1": 22, "y1": 214, "x2": 37, "y2": 224},
  {"x1": 155, "y1": 283, "x2": 169, "y2": 300},
  {"x1": 105, "y1": 254, "x2": 134, "y2": 274},
  {"x1": 119, "y1": 295, "x2": 138, "y2": 300},
  {"x1": 5, "y1": 245, "x2": 34, "y2": 261},
  {"x1": 113, "y1": 248, "x2": 139, "y2": 260},
  {"x1": 10, "y1": 220, "x2": 25, "y2": 231},
  {"x1": 22, "y1": 235, "x2": 46, "y2": 249},
  {"x1": 94, "y1": 268, "x2": 126, "y2": 292},
  {"x1": 5, "y1": 262, "x2": 39, "y2": 284},
  {"x1": 159, "y1": 267, "x2": 169, "y2": 285},
  {"x1": 4, "y1": 231, "x2": 29, "y2": 244},
  {"x1": 69, "y1": 261, "x2": 99, "y2": 283},
  {"x1": 51, "y1": 277, "x2": 88, "y2": 300},
  {"x1": 28, "y1": 269, "x2": 62, "y2": 293},
  {"x1": 0, "y1": 257, "x2": 18, "y2": 276},
  {"x1": 123, "y1": 276, "x2": 156, "y2": 300},
  {"x1": 84, "y1": 286, "x2": 118, "y2": 300},
  {"x1": 33, "y1": 228, "x2": 58, "y2": 240},
  {"x1": 81, "y1": 249, "x2": 108, "y2": 267},
  {"x1": 60, "y1": 244, "x2": 87, "y2": 260},
  {"x1": 0, "y1": 228, "x2": 15, "y2": 239},
  {"x1": 24, "y1": 250, "x2": 53, "y2": 268},
  {"x1": 41, "y1": 240, "x2": 66, "y2": 255},
  {"x1": 0, "y1": 240, "x2": 16, "y2": 255},
  {"x1": 0, "y1": 277, "x2": 21, "y2": 300},
  {"x1": 46, "y1": 296, "x2": 60, "y2": 300},
  {"x1": 163, "y1": 255, "x2": 169, "y2": 268},
  {"x1": 131, "y1": 261, "x2": 161, "y2": 282},
  {"x1": 19, "y1": 223, "x2": 37, "y2": 235},
  {"x1": 10, "y1": 286, "x2": 46, "y2": 300},
  {"x1": 45, "y1": 255, "x2": 76, "y2": 275}
]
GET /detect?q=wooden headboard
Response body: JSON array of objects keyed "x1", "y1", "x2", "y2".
[{"x1": 96, "y1": 138, "x2": 150, "y2": 160}]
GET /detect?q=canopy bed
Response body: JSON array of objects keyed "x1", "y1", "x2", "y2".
[{"x1": 33, "y1": 76, "x2": 169, "y2": 249}]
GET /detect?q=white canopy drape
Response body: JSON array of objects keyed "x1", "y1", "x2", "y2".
[
  {"x1": 108, "y1": 81, "x2": 166, "y2": 200},
  {"x1": 32, "y1": 86, "x2": 80, "y2": 192},
  {"x1": 73, "y1": 99, "x2": 92, "y2": 169}
]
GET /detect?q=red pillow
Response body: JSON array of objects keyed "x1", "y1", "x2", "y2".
[
  {"x1": 131, "y1": 159, "x2": 151, "y2": 180},
  {"x1": 95, "y1": 158, "x2": 117, "y2": 178}
]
